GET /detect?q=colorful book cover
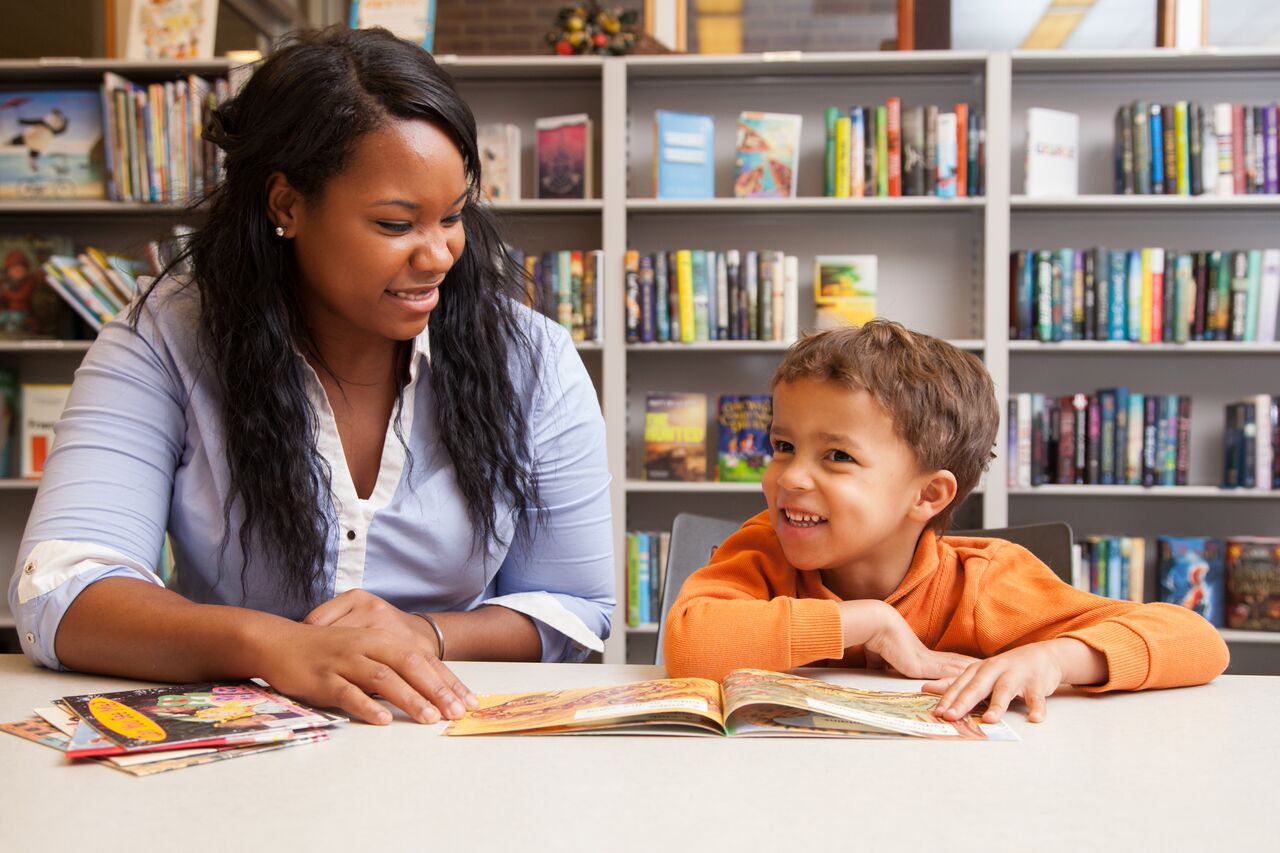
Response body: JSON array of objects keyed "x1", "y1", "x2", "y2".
[
  {"x1": 536, "y1": 113, "x2": 592, "y2": 200},
  {"x1": 814, "y1": 255, "x2": 877, "y2": 331},
  {"x1": 733, "y1": 111, "x2": 801, "y2": 199},
  {"x1": 477, "y1": 122, "x2": 520, "y2": 202},
  {"x1": 0, "y1": 234, "x2": 76, "y2": 339},
  {"x1": 127, "y1": 0, "x2": 219, "y2": 59},
  {"x1": 716, "y1": 394, "x2": 772, "y2": 482},
  {"x1": 349, "y1": 0, "x2": 437, "y2": 50},
  {"x1": 20, "y1": 383, "x2": 70, "y2": 479},
  {"x1": 0, "y1": 91, "x2": 106, "y2": 200},
  {"x1": 1225, "y1": 537, "x2": 1280, "y2": 631},
  {"x1": 643, "y1": 391, "x2": 706, "y2": 481},
  {"x1": 1158, "y1": 536, "x2": 1225, "y2": 627},
  {"x1": 60, "y1": 682, "x2": 341, "y2": 757},
  {"x1": 654, "y1": 111, "x2": 714, "y2": 199}
]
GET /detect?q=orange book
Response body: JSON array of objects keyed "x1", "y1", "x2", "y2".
[
  {"x1": 886, "y1": 97, "x2": 902, "y2": 197},
  {"x1": 954, "y1": 103, "x2": 969, "y2": 197}
]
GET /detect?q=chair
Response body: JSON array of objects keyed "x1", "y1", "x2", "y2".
[
  {"x1": 654, "y1": 513, "x2": 742, "y2": 666},
  {"x1": 653, "y1": 515, "x2": 1075, "y2": 665}
]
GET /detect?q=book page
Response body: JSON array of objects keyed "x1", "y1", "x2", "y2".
[{"x1": 445, "y1": 678, "x2": 725, "y2": 736}]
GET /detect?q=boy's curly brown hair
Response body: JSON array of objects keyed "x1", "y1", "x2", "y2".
[{"x1": 772, "y1": 320, "x2": 999, "y2": 533}]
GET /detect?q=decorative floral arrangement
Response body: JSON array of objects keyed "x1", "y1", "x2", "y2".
[{"x1": 546, "y1": 3, "x2": 640, "y2": 56}]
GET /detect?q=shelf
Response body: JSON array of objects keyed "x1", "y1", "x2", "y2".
[
  {"x1": 625, "y1": 50, "x2": 990, "y2": 79},
  {"x1": 1010, "y1": 486, "x2": 1280, "y2": 499},
  {"x1": 627, "y1": 480, "x2": 763, "y2": 494},
  {"x1": 489, "y1": 200, "x2": 602, "y2": 214},
  {"x1": 574, "y1": 341, "x2": 603, "y2": 352},
  {"x1": 0, "y1": 57, "x2": 232, "y2": 82},
  {"x1": 0, "y1": 200, "x2": 201, "y2": 215},
  {"x1": 627, "y1": 339, "x2": 983, "y2": 353},
  {"x1": 1012, "y1": 48, "x2": 1280, "y2": 75},
  {"x1": 626, "y1": 624, "x2": 659, "y2": 635},
  {"x1": 627, "y1": 197, "x2": 985, "y2": 213},
  {"x1": 0, "y1": 340, "x2": 94, "y2": 352},
  {"x1": 1219, "y1": 629, "x2": 1280, "y2": 645},
  {"x1": 1009, "y1": 341, "x2": 1280, "y2": 354},
  {"x1": 0, "y1": 480, "x2": 40, "y2": 491},
  {"x1": 435, "y1": 55, "x2": 602, "y2": 80},
  {"x1": 1011, "y1": 195, "x2": 1280, "y2": 211}
]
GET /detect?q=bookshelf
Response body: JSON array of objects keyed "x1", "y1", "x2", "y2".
[{"x1": 2, "y1": 49, "x2": 1277, "y2": 671}]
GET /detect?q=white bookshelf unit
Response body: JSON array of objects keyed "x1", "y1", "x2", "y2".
[{"x1": 2, "y1": 49, "x2": 1277, "y2": 672}]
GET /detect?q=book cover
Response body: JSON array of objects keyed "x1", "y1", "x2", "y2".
[
  {"x1": 536, "y1": 113, "x2": 592, "y2": 200},
  {"x1": 1024, "y1": 107, "x2": 1079, "y2": 197},
  {"x1": 716, "y1": 394, "x2": 772, "y2": 482},
  {"x1": 733, "y1": 111, "x2": 801, "y2": 199},
  {"x1": 20, "y1": 384, "x2": 70, "y2": 479},
  {"x1": 444, "y1": 668, "x2": 1017, "y2": 740},
  {"x1": 349, "y1": 0, "x2": 437, "y2": 50},
  {"x1": 1158, "y1": 536, "x2": 1225, "y2": 627},
  {"x1": 477, "y1": 122, "x2": 520, "y2": 202},
  {"x1": 126, "y1": 0, "x2": 219, "y2": 60},
  {"x1": 643, "y1": 392, "x2": 706, "y2": 481},
  {"x1": 0, "y1": 234, "x2": 76, "y2": 339},
  {"x1": 1225, "y1": 537, "x2": 1280, "y2": 631},
  {"x1": 0, "y1": 367, "x2": 15, "y2": 478},
  {"x1": 814, "y1": 255, "x2": 877, "y2": 331},
  {"x1": 654, "y1": 111, "x2": 714, "y2": 199},
  {"x1": 60, "y1": 681, "x2": 341, "y2": 757},
  {"x1": 0, "y1": 90, "x2": 106, "y2": 200}
]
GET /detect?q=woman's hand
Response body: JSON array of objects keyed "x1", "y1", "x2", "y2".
[
  {"x1": 242, "y1": 592, "x2": 477, "y2": 726},
  {"x1": 841, "y1": 599, "x2": 979, "y2": 680},
  {"x1": 304, "y1": 589, "x2": 432, "y2": 649}
]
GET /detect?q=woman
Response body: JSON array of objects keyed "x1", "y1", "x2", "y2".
[{"x1": 8, "y1": 27, "x2": 613, "y2": 726}]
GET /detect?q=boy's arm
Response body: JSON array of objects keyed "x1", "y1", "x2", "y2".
[
  {"x1": 662, "y1": 519, "x2": 845, "y2": 681},
  {"x1": 972, "y1": 542, "x2": 1229, "y2": 691}
]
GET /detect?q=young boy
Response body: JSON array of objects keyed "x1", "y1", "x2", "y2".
[{"x1": 663, "y1": 321, "x2": 1229, "y2": 724}]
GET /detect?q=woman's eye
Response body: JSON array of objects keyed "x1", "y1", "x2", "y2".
[
  {"x1": 378, "y1": 221, "x2": 412, "y2": 234},
  {"x1": 443, "y1": 211, "x2": 464, "y2": 225}
]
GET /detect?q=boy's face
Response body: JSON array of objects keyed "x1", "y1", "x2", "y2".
[{"x1": 764, "y1": 378, "x2": 936, "y2": 574}]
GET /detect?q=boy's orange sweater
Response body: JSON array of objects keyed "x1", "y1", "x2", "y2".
[{"x1": 664, "y1": 511, "x2": 1230, "y2": 689}]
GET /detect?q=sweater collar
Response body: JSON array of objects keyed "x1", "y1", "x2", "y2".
[{"x1": 883, "y1": 528, "x2": 942, "y2": 604}]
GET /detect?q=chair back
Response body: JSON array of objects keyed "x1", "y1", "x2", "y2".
[
  {"x1": 654, "y1": 513, "x2": 742, "y2": 666},
  {"x1": 950, "y1": 522, "x2": 1074, "y2": 583}
]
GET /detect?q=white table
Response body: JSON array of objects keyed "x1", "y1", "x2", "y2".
[{"x1": 0, "y1": 655, "x2": 1274, "y2": 852}]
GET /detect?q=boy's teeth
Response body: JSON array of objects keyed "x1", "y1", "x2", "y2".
[{"x1": 786, "y1": 510, "x2": 824, "y2": 523}]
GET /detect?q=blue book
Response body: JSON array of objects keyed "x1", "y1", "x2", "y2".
[
  {"x1": 1107, "y1": 249, "x2": 1128, "y2": 340},
  {"x1": 691, "y1": 249, "x2": 710, "y2": 341},
  {"x1": 636, "y1": 532, "x2": 651, "y2": 624},
  {"x1": 1158, "y1": 537, "x2": 1225, "y2": 626},
  {"x1": 1149, "y1": 106, "x2": 1164, "y2": 193},
  {"x1": 1126, "y1": 250, "x2": 1143, "y2": 342},
  {"x1": 1058, "y1": 248, "x2": 1075, "y2": 340},
  {"x1": 654, "y1": 111, "x2": 715, "y2": 199}
]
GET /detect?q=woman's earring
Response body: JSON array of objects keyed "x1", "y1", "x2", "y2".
[{"x1": 274, "y1": 225, "x2": 286, "y2": 237}]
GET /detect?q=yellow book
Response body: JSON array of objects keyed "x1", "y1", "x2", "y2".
[
  {"x1": 676, "y1": 249, "x2": 695, "y2": 343},
  {"x1": 1140, "y1": 248, "x2": 1153, "y2": 343},
  {"x1": 834, "y1": 116, "x2": 851, "y2": 199},
  {"x1": 1174, "y1": 101, "x2": 1189, "y2": 196},
  {"x1": 1128, "y1": 537, "x2": 1145, "y2": 603}
]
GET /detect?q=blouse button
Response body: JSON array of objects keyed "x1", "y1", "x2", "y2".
[
  {"x1": 23, "y1": 562, "x2": 34, "y2": 574},
  {"x1": 25, "y1": 632, "x2": 34, "y2": 644},
  {"x1": 346, "y1": 530, "x2": 356, "y2": 541}
]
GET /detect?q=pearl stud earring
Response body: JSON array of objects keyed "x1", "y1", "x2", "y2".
[{"x1": 274, "y1": 225, "x2": 285, "y2": 237}]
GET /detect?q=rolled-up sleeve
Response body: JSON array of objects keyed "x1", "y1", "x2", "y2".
[
  {"x1": 492, "y1": 322, "x2": 614, "y2": 662},
  {"x1": 8, "y1": 307, "x2": 185, "y2": 669}
]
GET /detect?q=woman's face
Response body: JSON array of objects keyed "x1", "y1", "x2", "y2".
[{"x1": 286, "y1": 117, "x2": 468, "y2": 346}]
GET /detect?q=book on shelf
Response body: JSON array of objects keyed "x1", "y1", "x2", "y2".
[
  {"x1": 477, "y1": 123, "x2": 521, "y2": 202},
  {"x1": 535, "y1": 113, "x2": 593, "y2": 200},
  {"x1": 443, "y1": 668, "x2": 1016, "y2": 740},
  {"x1": 643, "y1": 391, "x2": 707, "y2": 482},
  {"x1": 1024, "y1": 107, "x2": 1079, "y2": 197},
  {"x1": 716, "y1": 394, "x2": 772, "y2": 483},
  {"x1": 511, "y1": 248, "x2": 601, "y2": 342},
  {"x1": 626, "y1": 530, "x2": 669, "y2": 626},
  {"x1": 653, "y1": 110, "x2": 714, "y2": 200},
  {"x1": 733, "y1": 111, "x2": 801, "y2": 199},
  {"x1": 41, "y1": 249, "x2": 143, "y2": 333},
  {"x1": 0, "y1": 90, "x2": 107, "y2": 200},
  {"x1": 0, "y1": 367, "x2": 14, "y2": 477},
  {"x1": 20, "y1": 383, "x2": 71, "y2": 479},
  {"x1": 1225, "y1": 538, "x2": 1280, "y2": 631},
  {"x1": 1, "y1": 681, "x2": 341, "y2": 776},
  {"x1": 1008, "y1": 247, "x2": 1280, "y2": 344},
  {"x1": 814, "y1": 254, "x2": 876, "y2": 331},
  {"x1": 125, "y1": 0, "x2": 218, "y2": 60},
  {"x1": 0, "y1": 234, "x2": 78, "y2": 340},
  {"x1": 349, "y1": 0, "x2": 437, "y2": 51},
  {"x1": 1222, "y1": 395, "x2": 1279, "y2": 490},
  {"x1": 1158, "y1": 536, "x2": 1226, "y2": 627},
  {"x1": 1075, "y1": 536, "x2": 1144, "y2": 603}
]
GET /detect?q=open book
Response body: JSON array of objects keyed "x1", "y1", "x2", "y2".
[{"x1": 445, "y1": 668, "x2": 1017, "y2": 740}]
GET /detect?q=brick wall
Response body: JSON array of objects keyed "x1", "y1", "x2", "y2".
[{"x1": 433, "y1": 0, "x2": 896, "y2": 57}]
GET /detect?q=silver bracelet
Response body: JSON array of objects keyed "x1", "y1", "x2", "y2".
[{"x1": 416, "y1": 612, "x2": 446, "y2": 661}]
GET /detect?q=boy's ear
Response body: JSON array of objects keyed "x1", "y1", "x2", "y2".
[{"x1": 909, "y1": 469, "x2": 958, "y2": 525}]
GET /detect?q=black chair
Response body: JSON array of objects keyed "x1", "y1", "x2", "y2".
[{"x1": 653, "y1": 514, "x2": 1074, "y2": 665}]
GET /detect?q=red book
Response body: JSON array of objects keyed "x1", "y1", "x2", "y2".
[
  {"x1": 886, "y1": 97, "x2": 902, "y2": 197},
  {"x1": 954, "y1": 103, "x2": 968, "y2": 197},
  {"x1": 1232, "y1": 104, "x2": 1246, "y2": 195}
]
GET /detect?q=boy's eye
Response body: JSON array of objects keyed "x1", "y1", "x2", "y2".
[
  {"x1": 378, "y1": 221, "x2": 412, "y2": 234},
  {"x1": 828, "y1": 449, "x2": 857, "y2": 464},
  {"x1": 771, "y1": 439, "x2": 794, "y2": 454}
]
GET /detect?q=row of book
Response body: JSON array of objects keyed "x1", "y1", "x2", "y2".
[
  {"x1": 1151, "y1": 536, "x2": 1280, "y2": 630},
  {"x1": 478, "y1": 114, "x2": 594, "y2": 201},
  {"x1": 0, "y1": 375, "x2": 69, "y2": 479},
  {"x1": 41, "y1": 250, "x2": 144, "y2": 332},
  {"x1": 100, "y1": 72, "x2": 230, "y2": 203},
  {"x1": 1006, "y1": 390, "x2": 1191, "y2": 488},
  {"x1": 1113, "y1": 101, "x2": 1280, "y2": 197},
  {"x1": 1009, "y1": 248, "x2": 1280, "y2": 344},
  {"x1": 510, "y1": 249, "x2": 602, "y2": 342},
  {"x1": 624, "y1": 249, "x2": 799, "y2": 344},
  {"x1": 625, "y1": 529, "x2": 670, "y2": 627},
  {"x1": 822, "y1": 101, "x2": 986, "y2": 198},
  {"x1": 1222, "y1": 396, "x2": 1280, "y2": 490},
  {"x1": 643, "y1": 393, "x2": 772, "y2": 483}
]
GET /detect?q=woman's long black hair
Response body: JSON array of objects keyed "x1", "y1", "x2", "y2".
[{"x1": 138, "y1": 26, "x2": 540, "y2": 608}]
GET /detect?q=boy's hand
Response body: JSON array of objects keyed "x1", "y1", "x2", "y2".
[
  {"x1": 841, "y1": 599, "x2": 979, "y2": 680},
  {"x1": 922, "y1": 638, "x2": 1103, "y2": 723}
]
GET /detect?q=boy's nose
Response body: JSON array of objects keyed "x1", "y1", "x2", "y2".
[{"x1": 776, "y1": 462, "x2": 814, "y2": 491}]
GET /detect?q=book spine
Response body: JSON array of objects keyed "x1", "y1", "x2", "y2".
[
  {"x1": 924, "y1": 105, "x2": 938, "y2": 196},
  {"x1": 1149, "y1": 104, "x2": 1164, "y2": 194},
  {"x1": 1189, "y1": 102, "x2": 1203, "y2": 195},
  {"x1": 692, "y1": 249, "x2": 711, "y2": 341},
  {"x1": 677, "y1": 249, "x2": 695, "y2": 343},
  {"x1": 1162, "y1": 102, "x2": 1177, "y2": 194},
  {"x1": 1142, "y1": 394, "x2": 1158, "y2": 487},
  {"x1": 744, "y1": 250, "x2": 759, "y2": 340},
  {"x1": 716, "y1": 251, "x2": 730, "y2": 341},
  {"x1": 1174, "y1": 101, "x2": 1190, "y2": 195},
  {"x1": 875, "y1": 104, "x2": 889, "y2": 197},
  {"x1": 850, "y1": 107, "x2": 866, "y2": 198},
  {"x1": 1232, "y1": 104, "x2": 1246, "y2": 194},
  {"x1": 834, "y1": 115, "x2": 851, "y2": 198},
  {"x1": 638, "y1": 254, "x2": 655, "y2": 343},
  {"x1": 955, "y1": 102, "x2": 969, "y2": 197},
  {"x1": 654, "y1": 251, "x2": 670, "y2": 342},
  {"x1": 667, "y1": 251, "x2": 681, "y2": 342},
  {"x1": 758, "y1": 252, "x2": 774, "y2": 340},
  {"x1": 624, "y1": 250, "x2": 640, "y2": 343},
  {"x1": 824, "y1": 106, "x2": 838, "y2": 197},
  {"x1": 1133, "y1": 101, "x2": 1151, "y2": 195},
  {"x1": 704, "y1": 250, "x2": 717, "y2": 343},
  {"x1": 886, "y1": 97, "x2": 902, "y2": 197}
]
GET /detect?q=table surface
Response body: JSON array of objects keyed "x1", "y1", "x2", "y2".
[{"x1": 0, "y1": 654, "x2": 1274, "y2": 852}]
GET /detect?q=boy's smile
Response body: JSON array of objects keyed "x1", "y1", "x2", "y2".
[{"x1": 763, "y1": 378, "x2": 955, "y2": 601}]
